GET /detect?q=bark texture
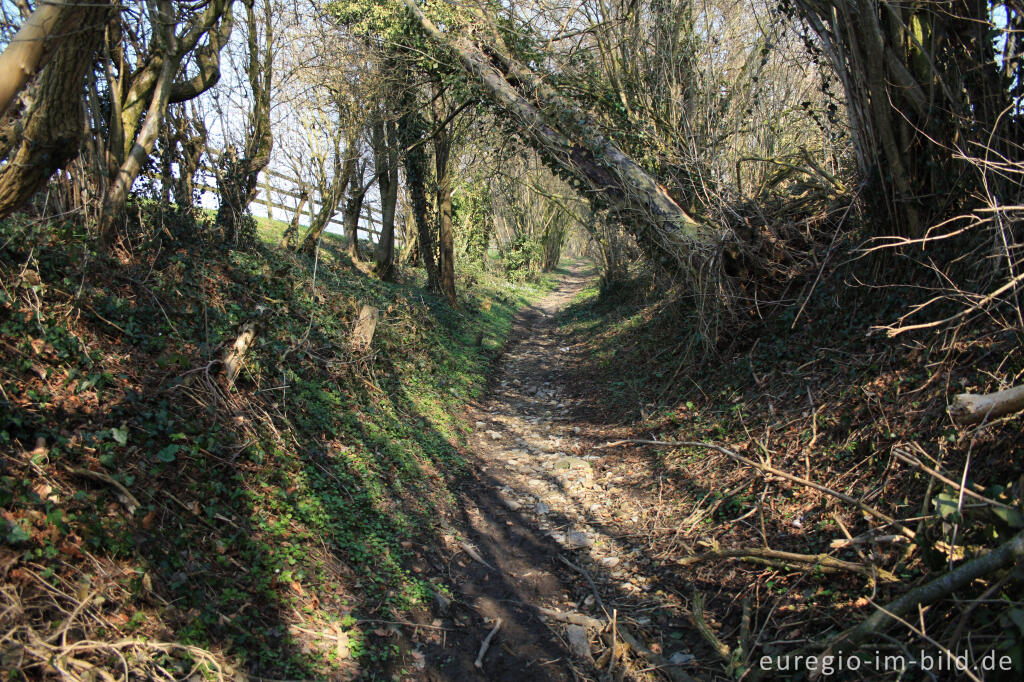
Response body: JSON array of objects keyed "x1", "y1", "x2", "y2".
[
  {"x1": 0, "y1": 1, "x2": 111, "y2": 218},
  {"x1": 372, "y1": 118, "x2": 400, "y2": 281}
]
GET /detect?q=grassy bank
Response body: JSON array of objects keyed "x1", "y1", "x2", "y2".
[{"x1": 0, "y1": 211, "x2": 553, "y2": 678}]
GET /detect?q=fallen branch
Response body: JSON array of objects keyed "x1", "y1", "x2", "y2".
[
  {"x1": 820, "y1": 529, "x2": 1024, "y2": 656},
  {"x1": 537, "y1": 606, "x2": 604, "y2": 629},
  {"x1": 599, "y1": 440, "x2": 914, "y2": 539},
  {"x1": 690, "y1": 592, "x2": 731, "y2": 664},
  {"x1": 829, "y1": 534, "x2": 909, "y2": 549},
  {"x1": 474, "y1": 618, "x2": 501, "y2": 669},
  {"x1": 559, "y1": 555, "x2": 606, "y2": 615},
  {"x1": 222, "y1": 320, "x2": 259, "y2": 389},
  {"x1": 677, "y1": 546, "x2": 898, "y2": 582},
  {"x1": 63, "y1": 465, "x2": 139, "y2": 513},
  {"x1": 949, "y1": 384, "x2": 1024, "y2": 424}
]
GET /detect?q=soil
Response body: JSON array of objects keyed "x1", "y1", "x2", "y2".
[{"x1": 416, "y1": 264, "x2": 701, "y2": 681}]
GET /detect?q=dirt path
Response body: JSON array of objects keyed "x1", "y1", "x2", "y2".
[{"x1": 418, "y1": 264, "x2": 698, "y2": 681}]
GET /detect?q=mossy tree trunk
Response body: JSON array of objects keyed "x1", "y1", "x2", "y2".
[
  {"x1": 0, "y1": 1, "x2": 112, "y2": 219},
  {"x1": 373, "y1": 117, "x2": 400, "y2": 281},
  {"x1": 433, "y1": 119, "x2": 457, "y2": 305}
]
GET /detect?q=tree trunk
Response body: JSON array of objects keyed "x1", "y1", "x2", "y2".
[
  {"x1": 0, "y1": 1, "x2": 111, "y2": 218},
  {"x1": 343, "y1": 189, "x2": 365, "y2": 261},
  {"x1": 281, "y1": 188, "x2": 308, "y2": 249},
  {"x1": 0, "y1": 0, "x2": 79, "y2": 116},
  {"x1": 399, "y1": 190, "x2": 419, "y2": 265},
  {"x1": 400, "y1": 111, "x2": 439, "y2": 289},
  {"x1": 372, "y1": 116, "x2": 400, "y2": 280},
  {"x1": 793, "y1": 0, "x2": 1019, "y2": 236},
  {"x1": 542, "y1": 210, "x2": 566, "y2": 272},
  {"x1": 215, "y1": 0, "x2": 273, "y2": 244},
  {"x1": 297, "y1": 152, "x2": 356, "y2": 256},
  {"x1": 98, "y1": 0, "x2": 232, "y2": 244},
  {"x1": 99, "y1": 52, "x2": 179, "y2": 244},
  {"x1": 433, "y1": 123, "x2": 457, "y2": 305}
]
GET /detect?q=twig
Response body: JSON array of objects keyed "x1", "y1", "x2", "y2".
[
  {"x1": 558, "y1": 555, "x2": 605, "y2": 615},
  {"x1": 609, "y1": 608, "x2": 617, "y2": 677},
  {"x1": 677, "y1": 546, "x2": 898, "y2": 582},
  {"x1": 459, "y1": 541, "x2": 496, "y2": 571},
  {"x1": 474, "y1": 618, "x2": 501, "y2": 669},
  {"x1": 892, "y1": 448, "x2": 1013, "y2": 510},
  {"x1": 798, "y1": 530, "x2": 1024, "y2": 669},
  {"x1": 62, "y1": 465, "x2": 139, "y2": 513}
]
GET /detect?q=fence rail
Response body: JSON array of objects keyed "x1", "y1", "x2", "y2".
[
  {"x1": 145, "y1": 149, "x2": 388, "y2": 242},
  {"x1": 195, "y1": 155, "x2": 386, "y2": 241}
]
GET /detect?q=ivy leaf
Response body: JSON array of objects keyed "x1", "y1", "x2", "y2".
[
  {"x1": 932, "y1": 492, "x2": 959, "y2": 521},
  {"x1": 992, "y1": 506, "x2": 1024, "y2": 529},
  {"x1": 111, "y1": 426, "x2": 128, "y2": 446},
  {"x1": 156, "y1": 445, "x2": 179, "y2": 463},
  {"x1": 4, "y1": 521, "x2": 31, "y2": 545}
]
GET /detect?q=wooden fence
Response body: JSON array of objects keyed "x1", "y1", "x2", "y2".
[{"x1": 193, "y1": 151, "x2": 387, "y2": 242}]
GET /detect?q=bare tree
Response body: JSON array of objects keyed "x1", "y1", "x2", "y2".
[
  {"x1": 97, "y1": 0, "x2": 234, "y2": 244},
  {"x1": 214, "y1": 0, "x2": 274, "y2": 244}
]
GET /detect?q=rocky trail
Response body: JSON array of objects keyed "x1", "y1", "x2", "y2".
[{"x1": 418, "y1": 265, "x2": 701, "y2": 681}]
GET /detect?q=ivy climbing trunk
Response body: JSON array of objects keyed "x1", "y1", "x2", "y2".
[
  {"x1": 433, "y1": 121, "x2": 457, "y2": 305},
  {"x1": 400, "y1": 110, "x2": 439, "y2": 290},
  {"x1": 215, "y1": 0, "x2": 273, "y2": 245}
]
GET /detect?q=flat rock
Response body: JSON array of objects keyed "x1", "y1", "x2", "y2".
[
  {"x1": 554, "y1": 456, "x2": 590, "y2": 471},
  {"x1": 565, "y1": 531, "x2": 591, "y2": 548},
  {"x1": 565, "y1": 625, "x2": 592, "y2": 661},
  {"x1": 502, "y1": 497, "x2": 522, "y2": 511},
  {"x1": 535, "y1": 502, "x2": 551, "y2": 515},
  {"x1": 669, "y1": 652, "x2": 696, "y2": 666},
  {"x1": 486, "y1": 430, "x2": 503, "y2": 441}
]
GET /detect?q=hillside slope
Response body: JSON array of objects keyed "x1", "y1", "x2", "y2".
[{"x1": 0, "y1": 210, "x2": 553, "y2": 679}]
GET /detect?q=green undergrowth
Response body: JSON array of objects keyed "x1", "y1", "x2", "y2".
[
  {"x1": 559, "y1": 257, "x2": 1024, "y2": 675},
  {"x1": 0, "y1": 211, "x2": 552, "y2": 678}
]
